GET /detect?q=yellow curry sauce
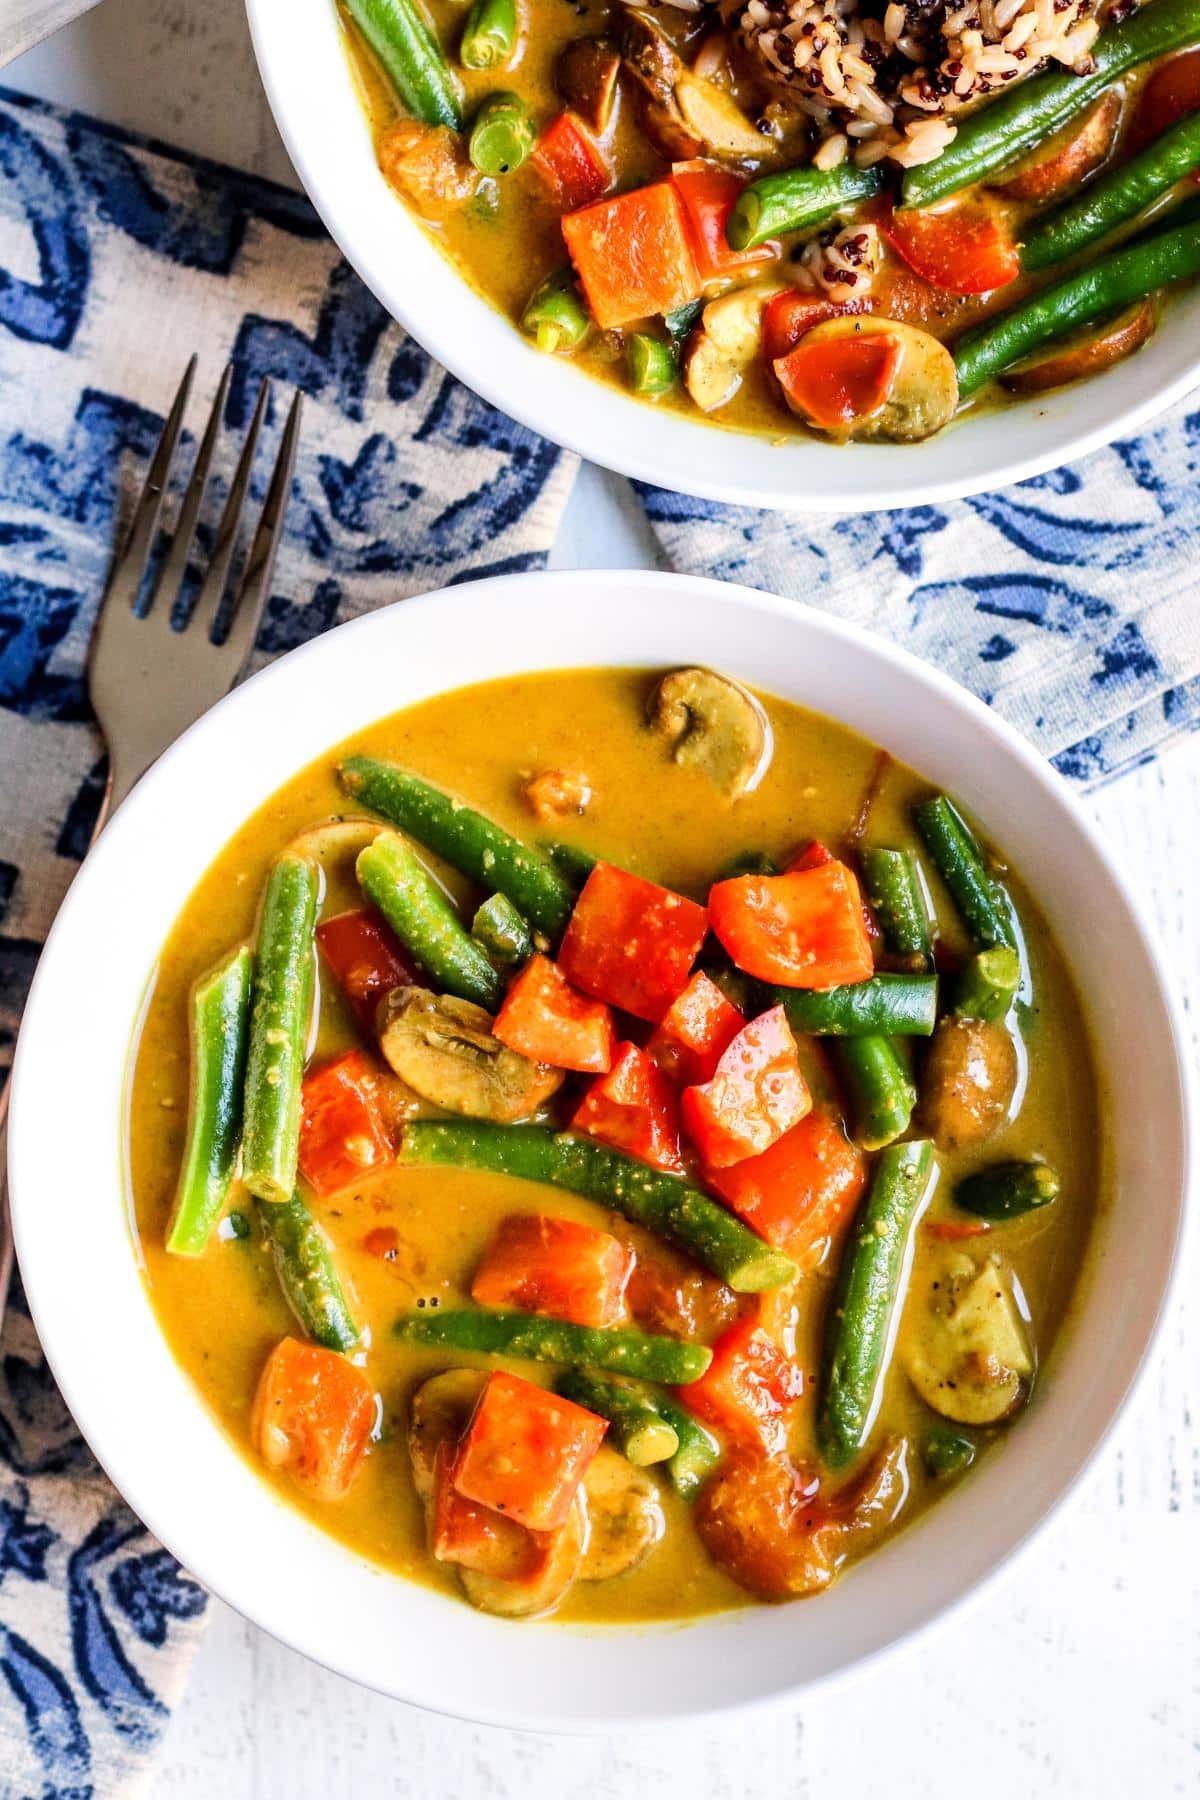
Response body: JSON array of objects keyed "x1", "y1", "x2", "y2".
[{"x1": 128, "y1": 668, "x2": 1101, "y2": 1622}]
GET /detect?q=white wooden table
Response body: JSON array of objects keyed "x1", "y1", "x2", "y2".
[{"x1": 11, "y1": 3, "x2": 1200, "y2": 1792}]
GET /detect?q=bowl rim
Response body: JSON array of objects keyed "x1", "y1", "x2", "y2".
[
  {"x1": 7, "y1": 568, "x2": 1194, "y2": 1728},
  {"x1": 243, "y1": 0, "x2": 1200, "y2": 514}
]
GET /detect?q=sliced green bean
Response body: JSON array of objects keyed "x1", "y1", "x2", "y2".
[
  {"x1": 663, "y1": 298, "x2": 703, "y2": 346},
  {"x1": 773, "y1": 973, "x2": 938, "y2": 1037},
  {"x1": 555, "y1": 1372, "x2": 679, "y2": 1464},
  {"x1": 257, "y1": 1194, "x2": 360, "y2": 1352},
  {"x1": 653, "y1": 1395, "x2": 722, "y2": 1501},
  {"x1": 956, "y1": 1159, "x2": 1060, "y2": 1220},
  {"x1": 471, "y1": 891, "x2": 533, "y2": 967},
  {"x1": 241, "y1": 856, "x2": 320, "y2": 1206},
  {"x1": 357, "y1": 830, "x2": 502, "y2": 1009},
  {"x1": 1023, "y1": 109, "x2": 1200, "y2": 273},
  {"x1": 468, "y1": 91, "x2": 534, "y2": 175},
  {"x1": 860, "y1": 846, "x2": 932, "y2": 965},
  {"x1": 395, "y1": 1307, "x2": 711, "y2": 1383},
  {"x1": 954, "y1": 945, "x2": 1021, "y2": 1022},
  {"x1": 459, "y1": 0, "x2": 516, "y2": 69},
  {"x1": 726, "y1": 165, "x2": 883, "y2": 252},
  {"x1": 543, "y1": 839, "x2": 599, "y2": 887},
  {"x1": 923, "y1": 1425, "x2": 976, "y2": 1479},
  {"x1": 627, "y1": 333, "x2": 676, "y2": 397},
  {"x1": 340, "y1": 756, "x2": 575, "y2": 939},
  {"x1": 819, "y1": 1139, "x2": 933, "y2": 1470},
  {"x1": 902, "y1": 0, "x2": 1200, "y2": 209},
  {"x1": 346, "y1": 0, "x2": 462, "y2": 128},
  {"x1": 914, "y1": 795, "x2": 1016, "y2": 949},
  {"x1": 521, "y1": 267, "x2": 592, "y2": 355},
  {"x1": 834, "y1": 1035, "x2": 916, "y2": 1151},
  {"x1": 167, "y1": 946, "x2": 253, "y2": 1255},
  {"x1": 399, "y1": 1120, "x2": 796, "y2": 1291}
]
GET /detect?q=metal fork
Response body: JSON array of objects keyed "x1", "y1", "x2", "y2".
[{"x1": 1, "y1": 360, "x2": 304, "y2": 1312}]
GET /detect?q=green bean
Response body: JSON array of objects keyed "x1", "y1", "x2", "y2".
[
  {"x1": 819, "y1": 1139, "x2": 933, "y2": 1470},
  {"x1": 1023, "y1": 110, "x2": 1200, "y2": 273},
  {"x1": 520, "y1": 267, "x2": 592, "y2": 355},
  {"x1": 923, "y1": 1425, "x2": 976, "y2": 1479},
  {"x1": 468, "y1": 91, "x2": 534, "y2": 175},
  {"x1": 459, "y1": 0, "x2": 516, "y2": 68},
  {"x1": 859, "y1": 847, "x2": 932, "y2": 965},
  {"x1": 399, "y1": 1120, "x2": 797, "y2": 1291},
  {"x1": 223, "y1": 1209, "x2": 252, "y2": 1241},
  {"x1": 913, "y1": 795, "x2": 1016, "y2": 949},
  {"x1": 554, "y1": 1372, "x2": 679, "y2": 1464},
  {"x1": 395, "y1": 1308, "x2": 711, "y2": 1383},
  {"x1": 834, "y1": 1035, "x2": 916, "y2": 1151},
  {"x1": 340, "y1": 756, "x2": 574, "y2": 940},
  {"x1": 954, "y1": 945, "x2": 1021, "y2": 1022},
  {"x1": 902, "y1": 0, "x2": 1200, "y2": 209},
  {"x1": 627, "y1": 333, "x2": 676, "y2": 397},
  {"x1": 167, "y1": 946, "x2": 253, "y2": 1255},
  {"x1": 471, "y1": 892, "x2": 533, "y2": 967},
  {"x1": 716, "y1": 850, "x2": 779, "y2": 881},
  {"x1": 543, "y1": 839, "x2": 599, "y2": 887},
  {"x1": 955, "y1": 1159, "x2": 1060, "y2": 1220},
  {"x1": 241, "y1": 856, "x2": 320, "y2": 1206},
  {"x1": 357, "y1": 831, "x2": 502, "y2": 1009},
  {"x1": 773, "y1": 974, "x2": 938, "y2": 1037},
  {"x1": 346, "y1": 0, "x2": 462, "y2": 128},
  {"x1": 257, "y1": 1194, "x2": 360, "y2": 1352},
  {"x1": 653, "y1": 1395, "x2": 722, "y2": 1500},
  {"x1": 955, "y1": 215, "x2": 1200, "y2": 398},
  {"x1": 726, "y1": 165, "x2": 883, "y2": 252},
  {"x1": 663, "y1": 298, "x2": 703, "y2": 346}
]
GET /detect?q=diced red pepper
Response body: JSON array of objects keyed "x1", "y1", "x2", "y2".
[
  {"x1": 298, "y1": 1050, "x2": 394, "y2": 1197},
  {"x1": 572, "y1": 1041, "x2": 684, "y2": 1173},
  {"x1": 493, "y1": 953, "x2": 616, "y2": 1073},
  {"x1": 431, "y1": 1442, "x2": 552, "y2": 1580},
  {"x1": 676, "y1": 1314, "x2": 804, "y2": 1455},
  {"x1": 707, "y1": 1109, "x2": 866, "y2": 1271},
  {"x1": 647, "y1": 971, "x2": 746, "y2": 1087},
  {"x1": 671, "y1": 160, "x2": 780, "y2": 283},
  {"x1": 316, "y1": 907, "x2": 417, "y2": 1037},
  {"x1": 708, "y1": 860, "x2": 874, "y2": 988},
  {"x1": 530, "y1": 111, "x2": 611, "y2": 212},
  {"x1": 680, "y1": 1004, "x2": 810, "y2": 1169},
  {"x1": 558, "y1": 862, "x2": 709, "y2": 1022},
  {"x1": 471, "y1": 1213, "x2": 634, "y2": 1328},
  {"x1": 881, "y1": 202, "x2": 1020, "y2": 295},
  {"x1": 1130, "y1": 49, "x2": 1200, "y2": 182},
  {"x1": 773, "y1": 332, "x2": 902, "y2": 432},
  {"x1": 785, "y1": 839, "x2": 834, "y2": 873},
  {"x1": 561, "y1": 181, "x2": 702, "y2": 330},
  {"x1": 762, "y1": 290, "x2": 872, "y2": 363},
  {"x1": 452, "y1": 1370, "x2": 607, "y2": 1531},
  {"x1": 251, "y1": 1337, "x2": 375, "y2": 1502}
]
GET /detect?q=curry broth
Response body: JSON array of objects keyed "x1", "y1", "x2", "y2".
[{"x1": 128, "y1": 667, "x2": 1100, "y2": 1622}]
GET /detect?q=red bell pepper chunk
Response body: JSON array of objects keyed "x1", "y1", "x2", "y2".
[
  {"x1": 316, "y1": 907, "x2": 417, "y2": 1037},
  {"x1": 680, "y1": 1003, "x2": 810, "y2": 1169},
  {"x1": 676, "y1": 1314, "x2": 804, "y2": 1455},
  {"x1": 774, "y1": 332, "x2": 902, "y2": 432},
  {"x1": 572, "y1": 1041, "x2": 685, "y2": 1173},
  {"x1": 298, "y1": 1050, "x2": 394, "y2": 1197},
  {"x1": 762, "y1": 290, "x2": 872, "y2": 363},
  {"x1": 671, "y1": 160, "x2": 780, "y2": 283},
  {"x1": 881, "y1": 203, "x2": 1019, "y2": 295},
  {"x1": 471, "y1": 1213, "x2": 634, "y2": 1328},
  {"x1": 647, "y1": 970, "x2": 745, "y2": 1087},
  {"x1": 558, "y1": 862, "x2": 709, "y2": 1022},
  {"x1": 1130, "y1": 49, "x2": 1200, "y2": 182},
  {"x1": 493, "y1": 953, "x2": 616, "y2": 1073},
  {"x1": 561, "y1": 181, "x2": 702, "y2": 330},
  {"x1": 708, "y1": 860, "x2": 874, "y2": 988},
  {"x1": 431, "y1": 1442, "x2": 553, "y2": 1580},
  {"x1": 251, "y1": 1337, "x2": 375, "y2": 1502},
  {"x1": 785, "y1": 839, "x2": 833, "y2": 873},
  {"x1": 530, "y1": 111, "x2": 611, "y2": 212},
  {"x1": 452, "y1": 1370, "x2": 608, "y2": 1531},
  {"x1": 707, "y1": 1109, "x2": 866, "y2": 1271}
]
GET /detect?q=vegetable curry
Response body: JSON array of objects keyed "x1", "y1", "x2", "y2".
[
  {"x1": 340, "y1": 0, "x2": 1200, "y2": 444},
  {"x1": 129, "y1": 668, "x2": 1101, "y2": 1622}
]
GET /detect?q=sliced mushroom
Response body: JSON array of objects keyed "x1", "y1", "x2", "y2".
[
  {"x1": 556, "y1": 38, "x2": 622, "y2": 135},
  {"x1": 377, "y1": 986, "x2": 564, "y2": 1122},
  {"x1": 648, "y1": 666, "x2": 772, "y2": 801},
  {"x1": 408, "y1": 1368, "x2": 486, "y2": 1502},
  {"x1": 617, "y1": 6, "x2": 681, "y2": 105},
  {"x1": 992, "y1": 89, "x2": 1121, "y2": 203},
  {"x1": 675, "y1": 70, "x2": 766, "y2": 159},
  {"x1": 795, "y1": 316, "x2": 959, "y2": 443},
  {"x1": 683, "y1": 286, "x2": 775, "y2": 414},
  {"x1": 579, "y1": 1447, "x2": 665, "y2": 1581},
  {"x1": 904, "y1": 1249, "x2": 1034, "y2": 1425},
  {"x1": 920, "y1": 1015, "x2": 1018, "y2": 1151},
  {"x1": 459, "y1": 1493, "x2": 589, "y2": 1618},
  {"x1": 1001, "y1": 299, "x2": 1155, "y2": 395}
]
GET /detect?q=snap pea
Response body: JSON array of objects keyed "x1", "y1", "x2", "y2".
[
  {"x1": 166, "y1": 946, "x2": 253, "y2": 1256},
  {"x1": 859, "y1": 846, "x2": 932, "y2": 965},
  {"x1": 241, "y1": 856, "x2": 320, "y2": 1206},
  {"x1": 340, "y1": 756, "x2": 574, "y2": 941},
  {"x1": 954, "y1": 945, "x2": 1021, "y2": 1022},
  {"x1": 923, "y1": 1425, "x2": 976, "y2": 1479},
  {"x1": 257, "y1": 1194, "x2": 360, "y2": 1352},
  {"x1": 554, "y1": 1372, "x2": 679, "y2": 1465},
  {"x1": 1023, "y1": 109, "x2": 1200, "y2": 273},
  {"x1": 773, "y1": 973, "x2": 938, "y2": 1037},
  {"x1": 459, "y1": 0, "x2": 516, "y2": 68},
  {"x1": 653, "y1": 1395, "x2": 722, "y2": 1501},
  {"x1": 955, "y1": 1159, "x2": 1060, "y2": 1220},
  {"x1": 913, "y1": 795, "x2": 1016, "y2": 949},
  {"x1": 901, "y1": 0, "x2": 1200, "y2": 210},
  {"x1": 725, "y1": 165, "x2": 883, "y2": 252},
  {"x1": 357, "y1": 830, "x2": 503, "y2": 1009},
  {"x1": 468, "y1": 91, "x2": 535, "y2": 175},
  {"x1": 834, "y1": 1035, "x2": 916, "y2": 1151},
  {"x1": 471, "y1": 891, "x2": 533, "y2": 966},
  {"x1": 521, "y1": 268, "x2": 592, "y2": 355},
  {"x1": 954, "y1": 216, "x2": 1200, "y2": 397},
  {"x1": 345, "y1": 0, "x2": 462, "y2": 129},
  {"x1": 399, "y1": 1120, "x2": 797, "y2": 1291},
  {"x1": 627, "y1": 333, "x2": 676, "y2": 397},
  {"x1": 818, "y1": 1138, "x2": 933, "y2": 1471},
  {"x1": 395, "y1": 1308, "x2": 711, "y2": 1383}
]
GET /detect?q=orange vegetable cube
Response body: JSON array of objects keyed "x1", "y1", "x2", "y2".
[
  {"x1": 452, "y1": 1371, "x2": 607, "y2": 1531},
  {"x1": 708, "y1": 860, "x2": 875, "y2": 988},
  {"x1": 562, "y1": 182, "x2": 701, "y2": 330},
  {"x1": 493, "y1": 953, "x2": 616, "y2": 1072},
  {"x1": 680, "y1": 1003, "x2": 810, "y2": 1168},
  {"x1": 471, "y1": 1213, "x2": 634, "y2": 1328},
  {"x1": 251, "y1": 1337, "x2": 375, "y2": 1502}
]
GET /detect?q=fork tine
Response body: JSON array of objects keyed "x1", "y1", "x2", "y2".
[
  {"x1": 222, "y1": 390, "x2": 304, "y2": 672},
  {"x1": 154, "y1": 363, "x2": 232, "y2": 628},
  {"x1": 102, "y1": 356, "x2": 197, "y2": 623},
  {"x1": 190, "y1": 377, "x2": 271, "y2": 640}
]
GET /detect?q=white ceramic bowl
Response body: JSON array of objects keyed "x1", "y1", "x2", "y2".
[
  {"x1": 245, "y1": 0, "x2": 1200, "y2": 512},
  {"x1": 8, "y1": 571, "x2": 1192, "y2": 1728}
]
